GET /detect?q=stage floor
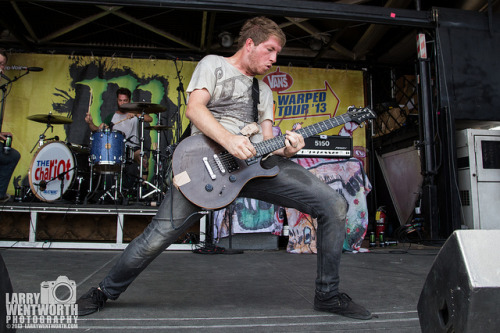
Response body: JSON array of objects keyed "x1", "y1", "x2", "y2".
[{"x1": 1, "y1": 243, "x2": 439, "y2": 332}]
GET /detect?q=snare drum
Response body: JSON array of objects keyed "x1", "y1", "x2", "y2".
[
  {"x1": 29, "y1": 141, "x2": 90, "y2": 202},
  {"x1": 90, "y1": 129, "x2": 125, "y2": 173}
]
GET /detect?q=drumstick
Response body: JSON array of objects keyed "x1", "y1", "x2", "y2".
[{"x1": 112, "y1": 116, "x2": 134, "y2": 126}]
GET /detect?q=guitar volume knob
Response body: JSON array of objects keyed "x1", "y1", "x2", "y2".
[
  {"x1": 205, "y1": 184, "x2": 213, "y2": 192},
  {"x1": 229, "y1": 175, "x2": 236, "y2": 183}
]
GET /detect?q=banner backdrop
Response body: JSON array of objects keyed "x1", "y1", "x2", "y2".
[{"x1": 1, "y1": 53, "x2": 365, "y2": 196}]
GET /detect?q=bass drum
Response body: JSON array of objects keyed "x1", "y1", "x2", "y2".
[{"x1": 29, "y1": 141, "x2": 90, "y2": 202}]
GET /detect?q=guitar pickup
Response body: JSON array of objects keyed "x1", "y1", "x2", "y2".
[{"x1": 220, "y1": 151, "x2": 239, "y2": 172}]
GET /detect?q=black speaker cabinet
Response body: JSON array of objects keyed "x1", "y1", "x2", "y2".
[{"x1": 418, "y1": 230, "x2": 500, "y2": 332}]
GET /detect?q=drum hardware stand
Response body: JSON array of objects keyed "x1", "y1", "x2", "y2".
[
  {"x1": 97, "y1": 174, "x2": 121, "y2": 204},
  {"x1": 138, "y1": 179, "x2": 162, "y2": 200},
  {"x1": 26, "y1": 112, "x2": 71, "y2": 153},
  {"x1": 30, "y1": 124, "x2": 54, "y2": 153},
  {"x1": 56, "y1": 169, "x2": 86, "y2": 204},
  {"x1": 90, "y1": 162, "x2": 125, "y2": 204},
  {"x1": 137, "y1": 111, "x2": 147, "y2": 201},
  {"x1": 118, "y1": 101, "x2": 168, "y2": 203},
  {"x1": 141, "y1": 119, "x2": 171, "y2": 203},
  {"x1": 136, "y1": 111, "x2": 163, "y2": 203}
]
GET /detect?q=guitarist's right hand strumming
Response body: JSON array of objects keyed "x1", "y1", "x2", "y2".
[{"x1": 225, "y1": 134, "x2": 258, "y2": 160}]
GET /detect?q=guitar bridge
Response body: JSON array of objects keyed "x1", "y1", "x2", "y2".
[
  {"x1": 203, "y1": 157, "x2": 216, "y2": 180},
  {"x1": 213, "y1": 154, "x2": 226, "y2": 174}
]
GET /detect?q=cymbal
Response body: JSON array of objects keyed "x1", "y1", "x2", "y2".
[
  {"x1": 145, "y1": 125, "x2": 171, "y2": 131},
  {"x1": 119, "y1": 102, "x2": 167, "y2": 114},
  {"x1": 27, "y1": 113, "x2": 73, "y2": 124}
]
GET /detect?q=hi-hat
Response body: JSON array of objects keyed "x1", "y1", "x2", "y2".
[
  {"x1": 145, "y1": 125, "x2": 171, "y2": 131},
  {"x1": 120, "y1": 102, "x2": 166, "y2": 114},
  {"x1": 27, "y1": 113, "x2": 73, "y2": 124}
]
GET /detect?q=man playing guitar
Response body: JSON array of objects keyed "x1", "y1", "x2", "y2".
[{"x1": 76, "y1": 16, "x2": 372, "y2": 321}]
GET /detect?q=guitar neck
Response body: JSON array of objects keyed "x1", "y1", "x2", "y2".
[{"x1": 253, "y1": 113, "x2": 352, "y2": 157}]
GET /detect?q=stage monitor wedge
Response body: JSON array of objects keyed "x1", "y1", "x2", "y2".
[{"x1": 417, "y1": 230, "x2": 500, "y2": 333}]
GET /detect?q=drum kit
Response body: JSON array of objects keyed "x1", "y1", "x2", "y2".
[{"x1": 25, "y1": 103, "x2": 172, "y2": 205}]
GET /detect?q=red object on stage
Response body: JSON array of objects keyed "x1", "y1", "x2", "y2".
[{"x1": 375, "y1": 206, "x2": 386, "y2": 239}]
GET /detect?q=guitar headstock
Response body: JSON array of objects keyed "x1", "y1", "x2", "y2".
[{"x1": 347, "y1": 106, "x2": 377, "y2": 124}]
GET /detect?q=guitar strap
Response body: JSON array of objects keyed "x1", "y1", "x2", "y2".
[{"x1": 252, "y1": 77, "x2": 260, "y2": 123}]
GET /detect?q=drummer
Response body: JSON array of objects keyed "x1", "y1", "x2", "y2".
[{"x1": 85, "y1": 87, "x2": 152, "y2": 169}]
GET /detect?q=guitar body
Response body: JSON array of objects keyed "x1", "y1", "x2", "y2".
[
  {"x1": 172, "y1": 135, "x2": 279, "y2": 209},
  {"x1": 172, "y1": 107, "x2": 376, "y2": 209}
]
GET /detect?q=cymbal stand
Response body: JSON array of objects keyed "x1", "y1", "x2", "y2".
[
  {"x1": 138, "y1": 110, "x2": 146, "y2": 200},
  {"x1": 136, "y1": 110, "x2": 162, "y2": 202},
  {"x1": 148, "y1": 114, "x2": 168, "y2": 202},
  {"x1": 140, "y1": 150, "x2": 162, "y2": 202},
  {"x1": 30, "y1": 122, "x2": 53, "y2": 153},
  {"x1": 153, "y1": 117, "x2": 162, "y2": 194}
]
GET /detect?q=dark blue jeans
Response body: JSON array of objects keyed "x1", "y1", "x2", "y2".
[
  {"x1": 0, "y1": 145, "x2": 21, "y2": 198},
  {"x1": 99, "y1": 155, "x2": 347, "y2": 301}
]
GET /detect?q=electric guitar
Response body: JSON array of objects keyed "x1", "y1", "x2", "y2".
[{"x1": 172, "y1": 106, "x2": 376, "y2": 209}]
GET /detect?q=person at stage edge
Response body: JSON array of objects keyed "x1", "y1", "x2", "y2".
[
  {"x1": 85, "y1": 87, "x2": 153, "y2": 169},
  {"x1": 76, "y1": 17, "x2": 372, "y2": 321},
  {"x1": 0, "y1": 49, "x2": 21, "y2": 203}
]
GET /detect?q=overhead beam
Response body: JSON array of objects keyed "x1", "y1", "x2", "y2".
[
  {"x1": 200, "y1": 11, "x2": 208, "y2": 50},
  {"x1": 33, "y1": 0, "x2": 436, "y2": 28},
  {"x1": 98, "y1": 5, "x2": 200, "y2": 50},
  {"x1": 0, "y1": 15, "x2": 34, "y2": 50},
  {"x1": 10, "y1": 1, "x2": 38, "y2": 42},
  {"x1": 285, "y1": 16, "x2": 356, "y2": 59},
  {"x1": 312, "y1": 27, "x2": 349, "y2": 63},
  {"x1": 353, "y1": 0, "x2": 414, "y2": 59},
  {"x1": 205, "y1": 12, "x2": 217, "y2": 53},
  {"x1": 39, "y1": 6, "x2": 122, "y2": 44}
]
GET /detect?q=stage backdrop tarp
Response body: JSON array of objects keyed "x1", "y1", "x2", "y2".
[{"x1": 2, "y1": 53, "x2": 366, "y2": 199}]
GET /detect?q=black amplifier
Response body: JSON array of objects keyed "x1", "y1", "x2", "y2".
[{"x1": 296, "y1": 135, "x2": 352, "y2": 158}]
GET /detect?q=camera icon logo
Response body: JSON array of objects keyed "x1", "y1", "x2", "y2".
[{"x1": 40, "y1": 276, "x2": 76, "y2": 304}]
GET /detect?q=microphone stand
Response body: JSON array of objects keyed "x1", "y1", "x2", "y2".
[
  {"x1": 35, "y1": 166, "x2": 76, "y2": 200},
  {"x1": 170, "y1": 57, "x2": 187, "y2": 143}
]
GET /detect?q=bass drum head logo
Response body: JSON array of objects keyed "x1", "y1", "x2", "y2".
[{"x1": 28, "y1": 141, "x2": 76, "y2": 201}]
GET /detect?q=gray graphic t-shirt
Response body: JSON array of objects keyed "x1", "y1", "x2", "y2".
[
  {"x1": 111, "y1": 112, "x2": 139, "y2": 148},
  {"x1": 186, "y1": 55, "x2": 274, "y2": 143}
]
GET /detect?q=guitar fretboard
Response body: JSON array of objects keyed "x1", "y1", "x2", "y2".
[{"x1": 253, "y1": 113, "x2": 352, "y2": 158}]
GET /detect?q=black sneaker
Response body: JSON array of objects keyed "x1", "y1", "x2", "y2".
[
  {"x1": 76, "y1": 287, "x2": 108, "y2": 316},
  {"x1": 314, "y1": 292, "x2": 372, "y2": 320}
]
